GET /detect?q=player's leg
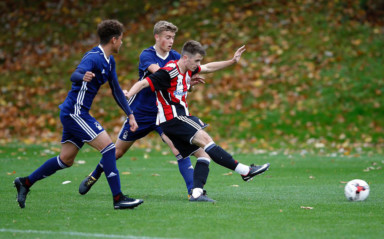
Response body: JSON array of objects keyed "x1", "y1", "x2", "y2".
[
  {"x1": 87, "y1": 131, "x2": 143, "y2": 209},
  {"x1": 14, "y1": 142, "x2": 79, "y2": 208},
  {"x1": 160, "y1": 131, "x2": 194, "y2": 196},
  {"x1": 159, "y1": 116, "x2": 214, "y2": 202},
  {"x1": 188, "y1": 149, "x2": 216, "y2": 202},
  {"x1": 79, "y1": 138, "x2": 135, "y2": 195},
  {"x1": 79, "y1": 117, "x2": 137, "y2": 195},
  {"x1": 79, "y1": 115, "x2": 153, "y2": 195},
  {"x1": 116, "y1": 139, "x2": 135, "y2": 159},
  {"x1": 192, "y1": 129, "x2": 270, "y2": 181}
]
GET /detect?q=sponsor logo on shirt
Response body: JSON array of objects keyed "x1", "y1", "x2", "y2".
[{"x1": 173, "y1": 90, "x2": 187, "y2": 97}]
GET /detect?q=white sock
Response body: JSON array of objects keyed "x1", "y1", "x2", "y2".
[
  {"x1": 235, "y1": 163, "x2": 250, "y2": 176},
  {"x1": 192, "y1": 188, "x2": 204, "y2": 198}
]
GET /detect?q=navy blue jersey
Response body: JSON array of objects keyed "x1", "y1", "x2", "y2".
[
  {"x1": 59, "y1": 45, "x2": 132, "y2": 116},
  {"x1": 128, "y1": 46, "x2": 180, "y2": 121}
]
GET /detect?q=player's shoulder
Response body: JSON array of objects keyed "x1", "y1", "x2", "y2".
[
  {"x1": 169, "y1": 49, "x2": 181, "y2": 58},
  {"x1": 82, "y1": 46, "x2": 103, "y2": 61},
  {"x1": 110, "y1": 55, "x2": 116, "y2": 63},
  {"x1": 140, "y1": 46, "x2": 156, "y2": 57},
  {"x1": 162, "y1": 60, "x2": 178, "y2": 71},
  {"x1": 160, "y1": 61, "x2": 179, "y2": 78}
]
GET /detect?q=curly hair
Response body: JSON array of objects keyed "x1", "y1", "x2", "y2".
[{"x1": 97, "y1": 19, "x2": 124, "y2": 45}]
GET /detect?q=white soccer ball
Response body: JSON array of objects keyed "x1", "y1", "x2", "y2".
[{"x1": 344, "y1": 179, "x2": 370, "y2": 201}]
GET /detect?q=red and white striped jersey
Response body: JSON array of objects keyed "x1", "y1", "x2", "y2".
[{"x1": 146, "y1": 60, "x2": 201, "y2": 124}]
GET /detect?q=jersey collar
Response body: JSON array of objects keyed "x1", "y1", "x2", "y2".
[
  {"x1": 153, "y1": 45, "x2": 169, "y2": 60},
  {"x1": 98, "y1": 45, "x2": 110, "y2": 64}
]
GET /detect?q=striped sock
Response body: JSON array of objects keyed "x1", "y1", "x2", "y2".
[
  {"x1": 28, "y1": 156, "x2": 69, "y2": 185},
  {"x1": 100, "y1": 143, "x2": 121, "y2": 197},
  {"x1": 204, "y1": 142, "x2": 238, "y2": 170}
]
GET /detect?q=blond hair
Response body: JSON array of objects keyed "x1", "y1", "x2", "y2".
[{"x1": 153, "y1": 21, "x2": 178, "y2": 35}]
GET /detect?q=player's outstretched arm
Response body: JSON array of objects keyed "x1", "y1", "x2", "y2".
[
  {"x1": 124, "y1": 80, "x2": 150, "y2": 99},
  {"x1": 200, "y1": 45, "x2": 246, "y2": 73}
]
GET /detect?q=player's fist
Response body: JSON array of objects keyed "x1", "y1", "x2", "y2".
[
  {"x1": 83, "y1": 71, "x2": 95, "y2": 82},
  {"x1": 123, "y1": 90, "x2": 129, "y2": 97},
  {"x1": 128, "y1": 114, "x2": 138, "y2": 132}
]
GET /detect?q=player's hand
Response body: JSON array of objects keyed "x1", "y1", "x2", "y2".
[
  {"x1": 190, "y1": 74, "x2": 205, "y2": 86},
  {"x1": 232, "y1": 45, "x2": 246, "y2": 63},
  {"x1": 123, "y1": 90, "x2": 129, "y2": 98},
  {"x1": 83, "y1": 71, "x2": 95, "y2": 82},
  {"x1": 128, "y1": 114, "x2": 138, "y2": 132}
]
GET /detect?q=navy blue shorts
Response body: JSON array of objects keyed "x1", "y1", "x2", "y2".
[
  {"x1": 118, "y1": 117, "x2": 163, "y2": 141},
  {"x1": 159, "y1": 116, "x2": 208, "y2": 158},
  {"x1": 60, "y1": 112, "x2": 105, "y2": 148}
]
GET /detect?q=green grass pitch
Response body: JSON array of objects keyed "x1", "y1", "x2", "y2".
[{"x1": 0, "y1": 144, "x2": 383, "y2": 239}]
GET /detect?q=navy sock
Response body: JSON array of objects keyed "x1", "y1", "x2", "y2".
[
  {"x1": 204, "y1": 143, "x2": 238, "y2": 170},
  {"x1": 100, "y1": 143, "x2": 121, "y2": 197},
  {"x1": 91, "y1": 163, "x2": 104, "y2": 179},
  {"x1": 193, "y1": 158, "x2": 210, "y2": 189},
  {"x1": 176, "y1": 155, "x2": 194, "y2": 194},
  {"x1": 28, "y1": 156, "x2": 69, "y2": 185}
]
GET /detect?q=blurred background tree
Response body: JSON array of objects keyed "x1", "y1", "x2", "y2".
[{"x1": 1, "y1": 0, "x2": 383, "y2": 153}]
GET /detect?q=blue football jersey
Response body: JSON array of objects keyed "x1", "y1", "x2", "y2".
[
  {"x1": 128, "y1": 46, "x2": 180, "y2": 121},
  {"x1": 60, "y1": 45, "x2": 132, "y2": 116}
]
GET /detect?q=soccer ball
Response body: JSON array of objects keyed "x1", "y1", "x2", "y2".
[{"x1": 344, "y1": 179, "x2": 370, "y2": 201}]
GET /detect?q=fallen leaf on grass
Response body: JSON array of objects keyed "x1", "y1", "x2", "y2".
[
  {"x1": 7, "y1": 171, "x2": 16, "y2": 175},
  {"x1": 223, "y1": 172, "x2": 233, "y2": 176},
  {"x1": 231, "y1": 185, "x2": 239, "y2": 187},
  {"x1": 168, "y1": 161, "x2": 178, "y2": 165},
  {"x1": 152, "y1": 173, "x2": 160, "y2": 176},
  {"x1": 121, "y1": 172, "x2": 131, "y2": 175},
  {"x1": 363, "y1": 166, "x2": 375, "y2": 172},
  {"x1": 300, "y1": 206, "x2": 314, "y2": 210}
]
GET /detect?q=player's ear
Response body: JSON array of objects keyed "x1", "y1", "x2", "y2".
[{"x1": 110, "y1": 36, "x2": 116, "y2": 45}]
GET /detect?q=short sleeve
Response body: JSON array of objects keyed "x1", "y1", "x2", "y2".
[
  {"x1": 139, "y1": 50, "x2": 156, "y2": 73},
  {"x1": 146, "y1": 69, "x2": 172, "y2": 91},
  {"x1": 191, "y1": 65, "x2": 201, "y2": 76}
]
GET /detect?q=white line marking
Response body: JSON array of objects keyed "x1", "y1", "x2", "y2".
[{"x1": 0, "y1": 228, "x2": 173, "y2": 239}]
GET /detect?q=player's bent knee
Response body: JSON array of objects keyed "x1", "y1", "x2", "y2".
[
  {"x1": 59, "y1": 156, "x2": 75, "y2": 167},
  {"x1": 192, "y1": 130, "x2": 213, "y2": 147}
]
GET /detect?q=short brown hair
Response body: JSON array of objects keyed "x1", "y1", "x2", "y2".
[
  {"x1": 97, "y1": 19, "x2": 124, "y2": 45},
  {"x1": 181, "y1": 40, "x2": 206, "y2": 57},
  {"x1": 153, "y1": 20, "x2": 178, "y2": 35}
]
